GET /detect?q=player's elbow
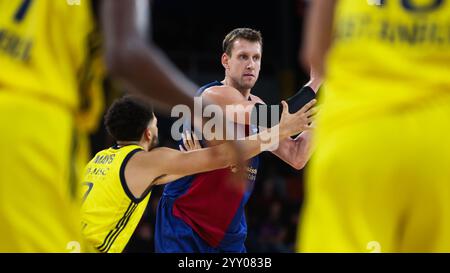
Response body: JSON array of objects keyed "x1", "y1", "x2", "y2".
[
  {"x1": 105, "y1": 46, "x2": 131, "y2": 78},
  {"x1": 104, "y1": 42, "x2": 146, "y2": 79}
]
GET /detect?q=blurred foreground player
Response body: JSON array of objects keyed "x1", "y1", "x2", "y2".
[{"x1": 298, "y1": 0, "x2": 450, "y2": 252}]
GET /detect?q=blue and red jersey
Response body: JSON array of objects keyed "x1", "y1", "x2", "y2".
[{"x1": 155, "y1": 81, "x2": 259, "y2": 252}]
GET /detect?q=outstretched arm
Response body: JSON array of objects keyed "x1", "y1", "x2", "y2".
[
  {"x1": 301, "y1": 0, "x2": 337, "y2": 78},
  {"x1": 124, "y1": 99, "x2": 316, "y2": 198},
  {"x1": 150, "y1": 99, "x2": 316, "y2": 184},
  {"x1": 100, "y1": 0, "x2": 198, "y2": 111}
]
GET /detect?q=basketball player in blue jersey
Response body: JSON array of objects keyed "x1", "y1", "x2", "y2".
[{"x1": 155, "y1": 28, "x2": 322, "y2": 253}]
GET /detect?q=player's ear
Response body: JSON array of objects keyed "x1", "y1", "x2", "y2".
[
  {"x1": 221, "y1": 53, "x2": 229, "y2": 70},
  {"x1": 144, "y1": 127, "x2": 152, "y2": 141}
]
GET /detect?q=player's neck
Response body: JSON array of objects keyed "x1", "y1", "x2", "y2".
[
  {"x1": 240, "y1": 89, "x2": 251, "y2": 99},
  {"x1": 221, "y1": 78, "x2": 251, "y2": 99},
  {"x1": 116, "y1": 141, "x2": 144, "y2": 149}
]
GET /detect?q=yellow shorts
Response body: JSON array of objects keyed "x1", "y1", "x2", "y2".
[
  {"x1": 297, "y1": 92, "x2": 450, "y2": 253},
  {"x1": 0, "y1": 92, "x2": 85, "y2": 252}
]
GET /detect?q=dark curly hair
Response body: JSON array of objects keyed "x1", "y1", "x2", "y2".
[{"x1": 104, "y1": 95, "x2": 154, "y2": 141}]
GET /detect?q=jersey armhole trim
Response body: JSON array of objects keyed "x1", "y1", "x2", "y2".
[{"x1": 120, "y1": 148, "x2": 147, "y2": 203}]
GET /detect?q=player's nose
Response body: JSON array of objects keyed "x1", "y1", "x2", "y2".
[{"x1": 246, "y1": 60, "x2": 255, "y2": 70}]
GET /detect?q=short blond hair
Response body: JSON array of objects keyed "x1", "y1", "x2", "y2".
[{"x1": 222, "y1": 28, "x2": 263, "y2": 56}]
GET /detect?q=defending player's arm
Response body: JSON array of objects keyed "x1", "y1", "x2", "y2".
[
  {"x1": 301, "y1": 0, "x2": 337, "y2": 77},
  {"x1": 152, "y1": 100, "x2": 315, "y2": 182},
  {"x1": 100, "y1": 0, "x2": 199, "y2": 111},
  {"x1": 125, "y1": 99, "x2": 316, "y2": 197}
]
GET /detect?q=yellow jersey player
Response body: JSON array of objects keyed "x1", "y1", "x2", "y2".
[
  {"x1": 297, "y1": 0, "x2": 450, "y2": 252},
  {"x1": 0, "y1": 0, "x2": 104, "y2": 252},
  {"x1": 81, "y1": 95, "x2": 316, "y2": 253},
  {"x1": 0, "y1": 0, "x2": 238, "y2": 252}
]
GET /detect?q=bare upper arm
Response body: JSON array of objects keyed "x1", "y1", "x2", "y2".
[
  {"x1": 202, "y1": 86, "x2": 254, "y2": 107},
  {"x1": 132, "y1": 147, "x2": 231, "y2": 186},
  {"x1": 202, "y1": 86, "x2": 258, "y2": 125},
  {"x1": 100, "y1": 0, "x2": 148, "y2": 67},
  {"x1": 302, "y1": 0, "x2": 337, "y2": 77},
  {"x1": 99, "y1": 0, "x2": 198, "y2": 111}
]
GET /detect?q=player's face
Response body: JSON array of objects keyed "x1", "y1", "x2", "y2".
[{"x1": 225, "y1": 39, "x2": 262, "y2": 91}]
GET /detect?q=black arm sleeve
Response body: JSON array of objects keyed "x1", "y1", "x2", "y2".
[
  {"x1": 284, "y1": 85, "x2": 316, "y2": 114},
  {"x1": 251, "y1": 86, "x2": 316, "y2": 128}
]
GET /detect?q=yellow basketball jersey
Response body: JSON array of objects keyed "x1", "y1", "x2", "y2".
[
  {"x1": 81, "y1": 145, "x2": 151, "y2": 253},
  {"x1": 0, "y1": 0, "x2": 105, "y2": 252},
  {"x1": 0, "y1": 0, "x2": 105, "y2": 133},
  {"x1": 298, "y1": 0, "x2": 450, "y2": 253},
  {"x1": 322, "y1": 0, "x2": 450, "y2": 127}
]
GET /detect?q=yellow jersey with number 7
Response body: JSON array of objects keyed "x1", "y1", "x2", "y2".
[{"x1": 81, "y1": 145, "x2": 151, "y2": 253}]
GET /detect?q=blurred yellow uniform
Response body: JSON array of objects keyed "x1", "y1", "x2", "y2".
[
  {"x1": 0, "y1": 0, "x2": 104, "y2": 252},
  {"x1": 81, "y1": 145, "x2": 151, "y2": 253},
  {"x1": 298, "y1": 0, "x2": 450, "y2": 252}
]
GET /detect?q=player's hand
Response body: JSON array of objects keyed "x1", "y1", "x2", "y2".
[
  {"x1": 279, "y1": 99, "x2": 317, "y2": 137},
  {"x1": 179, "y1": 131, "x2": 202, "y2": 152}
]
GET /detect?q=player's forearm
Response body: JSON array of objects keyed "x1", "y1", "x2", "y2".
[
  {"x1": 189, "y1": 126, "x2": 286, "y2": 173},
  {"x1": 304, "y1": 74, "x2": 323, "y2": 93},
  {"x1": 101, "y1": 0, "x2": 197, "y2": 111},
  {"x1": 219, "y1": 124, "x2": 291, "y2": 165},
  {"x1": 154, "y1": 125, "x2": 292, "y2": 180},
  {"x1": 271, "y1": 138, "x2": 301, "y2": 169},
  {"x1": 105, "y1": 43, "x2": 197, "y2": 110},
  {"x1": 302, "y1": 0, "x2": 337, "y2": 77},
  {"x1": 292, "y1": 131, "x2": 314, "y2": 170},
  {"x1": 271, "y1": 130, "x2": 314, "y2": 170}
]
